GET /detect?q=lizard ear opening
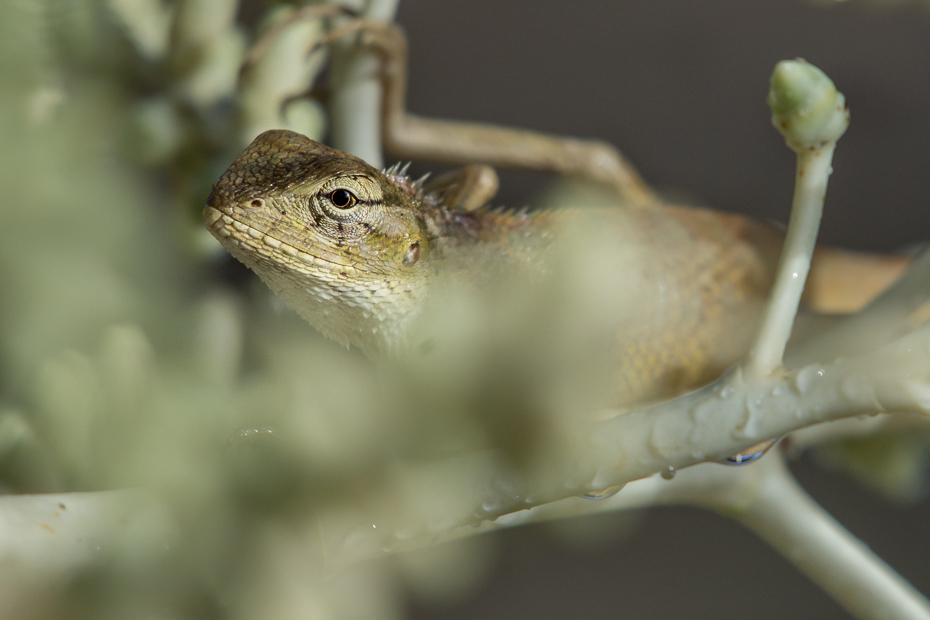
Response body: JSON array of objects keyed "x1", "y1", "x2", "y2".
[{"x1": 402, "y1": 242, "x2": 420, "y2": 267}]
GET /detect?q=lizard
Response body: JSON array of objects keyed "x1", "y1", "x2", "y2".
[
  {"x1": 207, "y1": 22, "x2": 909, "y2": 409},
  {"x1": 203, "y1": 129, "x2": 907, "y2": 408}
]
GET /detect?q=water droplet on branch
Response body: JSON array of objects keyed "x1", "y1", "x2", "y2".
[
  {"x1": 581, "y1": 484, "x2": 625, "y2": 500},
  {"x1": 723, "y1": 438, "x2": 779, "y2": 466}
]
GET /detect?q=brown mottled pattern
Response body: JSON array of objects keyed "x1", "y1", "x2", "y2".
[
  {"x1": 605, "y1": 205, "x2": 780, "y2": 405},
  {"x1": 210, "y1": 131, "x2": 372, "y2": 203}
]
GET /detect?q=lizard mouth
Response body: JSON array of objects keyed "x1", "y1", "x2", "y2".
[
  {"x1": 203, "y1": 205, "x2": 358, "y2": 274},
  {"x1": 204, "y1": 205, "x2": 260, "y2": 242},
  {"x1": 203, "y1": 205, "x2": 272, "y2": 249}
]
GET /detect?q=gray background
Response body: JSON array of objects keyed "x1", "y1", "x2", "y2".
[{"x1": 388, "y1": 0, "x2": 930, "y2": 618}]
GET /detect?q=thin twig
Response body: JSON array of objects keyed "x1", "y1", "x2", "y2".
[
  {"x1": 733, "y1": 456, "x2": 930, "y2": 620},
  {"x1": 750, "y1": 146, "x2": 836, "y2": 376}
]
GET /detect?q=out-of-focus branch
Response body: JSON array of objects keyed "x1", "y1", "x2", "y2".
[
  {"x1": 435, "y1": 453, "x2": 930, "y2": 620},
  {"x1": 0, "y1": 489, "x2": 176, "y2": 618},
  {"x1": 311, "y1": 322, "x2": 930, "y2": 568},
  {"x1": 328, "y1": 0, "x2": 401, "y2": 165},
  {"x1": 170, "y1": 0, "x2": 244, "y2": 110},
  {"x1": 733, "y1": 456, "x2": 930, "y2": 620}
]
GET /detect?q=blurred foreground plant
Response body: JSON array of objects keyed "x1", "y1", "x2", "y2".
[{"x1": 0, "y1": 1, "x2": 929, "y2": 619}]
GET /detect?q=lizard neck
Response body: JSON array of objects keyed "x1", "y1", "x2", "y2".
[{"x1": 424, "y1": 206, "x2": 555, "y2": 264}]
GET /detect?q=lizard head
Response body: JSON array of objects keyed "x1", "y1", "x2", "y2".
[{"x1": 204, "y1": 129, "x2": 433, "y2": 356}]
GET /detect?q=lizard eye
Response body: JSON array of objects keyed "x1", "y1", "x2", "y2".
[{"x1": 329, "y1": 189, "x2": 357, "y2": 209}]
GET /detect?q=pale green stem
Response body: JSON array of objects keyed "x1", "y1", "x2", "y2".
[
  {"x1": 328, "y1": 0, "x2": 401, "y2": 166},
  {"x1": 732, "y1": 457, "x2": 930, "y2": 620},
  {"x1": 750, "y1": 146, "x2": 835, "y2": 377}
]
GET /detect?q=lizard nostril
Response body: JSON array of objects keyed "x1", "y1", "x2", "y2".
[
  {"x1": 402, "y1": 242, "x2": 420, "y2": 267},
  {"x1": 249, "y1": 199, "x2": 264, "y2": 209}
]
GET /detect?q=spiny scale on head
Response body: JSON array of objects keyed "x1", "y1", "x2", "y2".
[
  {"x1": 382, "y1": 162, "x2": 429, "y2": 200},
  {"x1": 413, "y1": 172, "x2": 431, "y2": 190},
  {"x1": 490, "y1": 204, "x2": 521, "y2": 216},
  {"x1": 382, "y1": 161, "x2": 403, "y2": 177}
]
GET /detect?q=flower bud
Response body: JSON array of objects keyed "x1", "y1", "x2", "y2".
[{"x1": 768, "y1": 59, "x2": 849, "y2": 151}]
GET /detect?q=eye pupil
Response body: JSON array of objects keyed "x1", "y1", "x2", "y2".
[{"x1": 330, "y1": 189, "x2": 355, "y2": 208}]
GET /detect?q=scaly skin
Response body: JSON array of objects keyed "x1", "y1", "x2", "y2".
[{"x1": 205, "y1": 129, "x2": 787, "y2": 406}]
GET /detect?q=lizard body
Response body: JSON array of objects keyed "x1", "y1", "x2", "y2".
[{"x1": 205, "y1": 130, "x2": 794, "y2": 406}]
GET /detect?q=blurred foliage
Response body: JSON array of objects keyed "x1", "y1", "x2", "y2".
[
  {"x1": 0, "y1": 1, "x2": 928, "y2": 618},
  {"x1": 813, "y1": 422, "x2": 930, "y2": 502},
  {"x1": 0, "y1": 2, "x2": 507, "y2": 616}
]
